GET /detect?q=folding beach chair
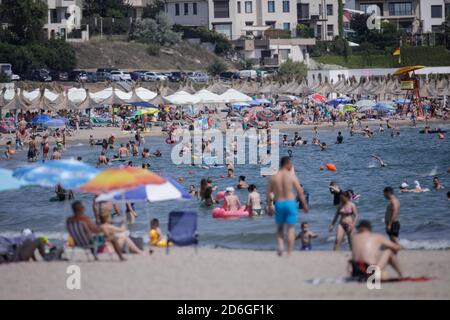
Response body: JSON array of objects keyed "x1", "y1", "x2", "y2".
[
  {"x1": 166, "y1": 211, "x2": 199, "y2": 254},
  {"x1": 66, "y1": 220, "x2": 105, "y2": 261}
]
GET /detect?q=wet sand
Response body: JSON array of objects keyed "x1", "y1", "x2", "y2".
[{"x1": 0, "y1": 248, "x2": 449, "y2": 299}]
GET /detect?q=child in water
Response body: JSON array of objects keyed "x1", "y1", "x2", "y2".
[
  {"x1": 149, "y1": 218, "x2": 170, "y2": 247},
  {"x1": 296, "y1": 222, "x2": 318, "y2": 251}
]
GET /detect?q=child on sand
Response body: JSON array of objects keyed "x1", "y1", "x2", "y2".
[
  {"x1": 149, "y1": 218, "x2": 170, "y2": 247},
  {"x1": 296, "y1": 222, "x2": 318, "y2": 251}
]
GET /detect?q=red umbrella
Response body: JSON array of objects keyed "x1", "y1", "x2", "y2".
[{"x1": 310, "y1": 93, "x2": 326, "y2": 103}]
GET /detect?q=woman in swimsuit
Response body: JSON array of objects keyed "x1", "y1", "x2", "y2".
[{"x1": 329, "y1": 191, "x2": 358, "y2": 251}]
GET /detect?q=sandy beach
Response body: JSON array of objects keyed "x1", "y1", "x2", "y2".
[
  {"x1": 1, "y1": 248, "x2": 449, "y2": 299},
  {"x1": 2, "y1": 118, "x2": 449, "y2": 147}
]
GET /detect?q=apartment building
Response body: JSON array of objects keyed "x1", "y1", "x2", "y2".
[
  {"x1": 297, "y1": 0, "x2": 340, "y2": 41},
  {"x1": 44, "y1": 0, "x2": 86, "y2": 40},
  {"x1": 128, "y1": 0, "x2": 156, "y2": 18},
  {"x1": 354, "y1": 0, "x2": 448, "y2": 33}
]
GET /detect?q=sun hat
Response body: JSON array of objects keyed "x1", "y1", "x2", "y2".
[
  {"x1": 225, "y1": 187, "x2": 234, "y2": 193},
  {"x1": 400, "y1": 182, "x2": 409, "y2": 189}
]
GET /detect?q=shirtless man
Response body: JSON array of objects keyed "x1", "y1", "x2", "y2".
[
  {"x1": 118, "y1": 144, "x2": 129, "y2": 158},
  {"x1": 224, "y1": 187, "x2": 241, "y2": 211},
  {"x1": 267, "y1": 156, "x2": 309, "y2": 256},
  {"x1": 247, "y1": 184, "x2": 262, "y2": 215},
  {"x1": 50, "y1": 147, "x2": 61, "y2": 160},
  {"x1": 383, "y1": 187, "x2": 400, "y2": 244},
  {"x1": 97, "y1": 151, "x2": 108, "y2": 166},
  {"x1": 350, "y1": 220, "x2": 403, "y2": 281}
]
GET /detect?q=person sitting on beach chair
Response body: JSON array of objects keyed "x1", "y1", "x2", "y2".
[
  {"x1": 66, "y1": 201, "x2": 125, "y2": 261},
  {"x1": 349, "y1": 220, "x2": 403, "y2": 282}
]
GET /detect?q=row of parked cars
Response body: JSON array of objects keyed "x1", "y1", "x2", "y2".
[{"x1": 18, "y1": 68, "x2": 276, "y2": 83}]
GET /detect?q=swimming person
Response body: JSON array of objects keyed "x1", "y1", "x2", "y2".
[
  {"x1": 237, "y1": 176, "x2": 249, "y2": 190},
  {"x1": 336, "y1": 131, "x2": 343, "y2": 144},
  {"x1": 329, "y1": 191, "x2": 358, "y2": 251},
  {"x1": 432, "y1": 177, "x2": 444, "y2": 190},
  {"x1": 371, "y1": 154, "x2": 386, "y2": 167},
  {"x1": 383, "y1": 187, "x2": 400, "y2": 244},
  {"x1": 296, "y1": 222, "x2": 318, "y2": 251},
  {"x1": 246, "y1": 184, "x2": 262, "y2": 216},
  {"x1": 266, "y1": 156, "x2": 309, "y2": 256},
  {"x1": 350, "y1": 220, "x2": 403, "y2": 281}
]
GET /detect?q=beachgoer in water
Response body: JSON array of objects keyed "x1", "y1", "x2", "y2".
[
  {"x1": 97, "y1": 151, "x2": 108, "y2": 166},
  {"x1": 189, "y1": 185, "x2": 199, "y2": 198},
  {"x1": 336, "y1": 131, "x2": 343, "y2": 144},
  {"x1": 50, "y1": 147, "x2": 61, "y2": 160},
  {"x1": 142, "y1": 148, "x2": 150, "y2": 158},
  {"x1": 237, "y1": 176, "x2": 249, "y2": 189},
  {"x1": 118, "y1": 144, "x2": 129, "y2": 158},
  {"x1": 329, "y1": 191, "x2": 358, "y2": 251},
  {"x1": 4, "y1": 141, "x2": 13, "y2": 159},
  {"x1": 27, "y1": 136, "x2": 38, "y2": 162},
  {"x1": 55, "y1": 184, "x2": 74, "y2": 201},
  {"x1": 153, "y1": 149, "x2": 162, "y2": 157},
  {"x1": 200, "y1": 178, "x2": 215, "y2": 207},
  {"x1": 384, "y1": 187, "x2": 400, "y2": 244},
  {"x1": 266, "y1": 156, "x2": 309, "y2": 256},
  {"x1": 296, "y1": 222, "x2": 318, "y2": 251},
  {"x1": 246, "y1": 184, "x2": 262, "y2": 216},
  {"x1": 89, "y1": 135, "x2": 94, "y2": 147},
  {"x1": 432, "y1": 177, "x2": 444, "y2": 190},
  {"x1": 350, "y1": 220, "x2": 403, "y2": 281},
  {"x1": 319, "y1": 142, "x2": 327, "y2": 151},
  {"x1": 329, "y1": 181, "x2": 341, "y2": 206},
  {"x1": 371, "y1": 154, "x2": 386, "y2": 167},
  {"x1": 223, "y1": 187, "x2": 241, "y2": 211},
  {"x1": 400, "y1": 181, "x2": 429, "y2": 193}
]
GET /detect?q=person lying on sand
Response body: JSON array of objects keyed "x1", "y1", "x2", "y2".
[{"x1": 350, "y1": 220, "x2": 403, "y2": 281}]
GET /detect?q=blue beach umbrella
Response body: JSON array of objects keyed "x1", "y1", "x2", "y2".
[
  {"x1": 327, "y1": 96, "x2": 351, "y2": 105},
  {"x1": 0, "y1": 168, "x2": 29, "y2": 192},
  {"x1": 130, "y1": 101, "x2": 159, "y2": 109},
  {"x1": 31, "y1": 114, "x2": 51, "y2": 124},
  {"x1": 13, "y1": 159, "x2": 99, "y2": 189},
  {"x1": 95, "y1": 177, "x2": 191, "y2": 203},
  {"x1": 44, "y1": 118, "x2": 66, "y2": 128},
  {"x1": 374, "y1": 102, "x2": 396, "y2": 113}
]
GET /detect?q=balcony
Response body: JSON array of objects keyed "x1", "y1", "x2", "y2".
[{"x1": 261, "y1": 57, "x2": 279, "y2": 67}]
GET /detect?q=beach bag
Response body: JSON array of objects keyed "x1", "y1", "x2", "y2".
[{"x1": 130, "y1": 236, "x2": 144, "y2": 251}]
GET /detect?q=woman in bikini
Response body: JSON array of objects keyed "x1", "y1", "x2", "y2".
[{"x1": 329, "y1": 191, "x2": 358, "y2": 251}]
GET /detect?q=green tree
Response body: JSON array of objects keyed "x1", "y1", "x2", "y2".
[
  {"x1": 0, "y1": 0, "x2": 47, "y2": 43},
  {"x1": 130, "y1": 13, "x2": 181, "y2": 45},
  {"x1": 142, "y1": 0, "x2": 165, "y2": 19},
  {"x1": 83, "y1": 0, "x2": 131, "y2": 18},
  {"x1": 278, "y1": 59, "x2": 307, "y2": 79},
  {"x1": 207, "y1": 60, "x2": 227, "y2": 76},
  {"x1": 338, "y1": 0, "x2": 344, "y2": 38},
  {"x1": 443, "y1": 15, "x2": 450, "y2": 50}
]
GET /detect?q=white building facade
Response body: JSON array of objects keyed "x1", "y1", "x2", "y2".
[{"x1": 44, "y1": 0, "x2": 87, "y2": 41}]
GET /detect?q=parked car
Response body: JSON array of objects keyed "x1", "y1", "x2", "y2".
[
  {"x1": 219, "y1": 71, "x2": 239, "y2": 81},
  {"x1": 238, "y1": 69, "x2": 257, "y2": 80},
  {"x1": 188, "y1": 72, "x2": 209, "y2": 82},
  {"x1": 131, "y1": 70, "x2": 148, "y2": 81},
  {"x1": 29, "y1": 69, "x2": 52, "y2": 82},
  {"x1": 49, "y1": 71, "x2": 68, "y2": 81},
  {"x1": 96, "y1": 68, "x2": 118, "y2": 81},
  {"x1": 144, "y1": 72, "x2": 168, "y2": 82},
  {"x1": 68, "y1": 70, "x2": 88, "y2": 82},
  {"x1": 86, "y1": 71, "x2": 98, "y2": 83},
  {"x1": 168, "y1": 71, "x2": 186, "y2": 82},
  {"x1": 110, "y1": 70, "x2": 132, "y2": 82},
  {"x1": 10, "y1": 74, "x2": 20, "y2": 81}
]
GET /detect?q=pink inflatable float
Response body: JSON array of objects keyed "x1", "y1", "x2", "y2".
[{"x1": 212, "y1": 207, "x2": 250, "y2": 219}]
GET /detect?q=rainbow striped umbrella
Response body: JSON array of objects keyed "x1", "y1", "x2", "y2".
[{"x1": 78, "y1": 167, "x2": 166, "y2": 193}]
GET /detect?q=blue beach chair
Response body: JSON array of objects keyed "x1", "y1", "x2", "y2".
[{"x1": 166, "y1": 211, "x2": 199, "y2": 254}]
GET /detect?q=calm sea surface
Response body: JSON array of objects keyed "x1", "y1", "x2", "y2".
[{"x1": 1, "y1": 123, "x2": 449, "y2": 250}]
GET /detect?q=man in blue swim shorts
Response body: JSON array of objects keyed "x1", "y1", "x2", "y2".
[{"x1": 267, "y1": 156, "x2": 309, "y2": 256}]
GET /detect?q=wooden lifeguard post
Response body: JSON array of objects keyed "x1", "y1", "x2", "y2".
[{"x1": 393, "y1": 65, "x2": 425, "y2": 116}]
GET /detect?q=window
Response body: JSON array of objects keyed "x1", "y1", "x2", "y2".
[
  {"x1": 317, "y1": 25, "x2": 322, "y2": 39},
  {"x1": 327, "y1": 4, "x2": 333, "y2": 16},
  {"x1": 279, "y1": 49, "x2": 291, "y2": 60},
  {"x1": 327, "y1": 24, "x2": 334, "y2": 37},
  {"x1": 431, "y1": 25, "x2": 442, "y2": 33},
  {"x1": 388, "y1": 2, "x2": 412, "y2": 16},
  {"x1": 213, "y1": 0, "x2": 230, "y2": 18},
  {"x1": 319, "y1": 4, "x2": 322, "y2": 15},
  {"x1": 283, "y1": 1, "x2": 290, "y2": 13},
  {"x1": 213, "y1": 23, "x2": 232, "y2": 39},
  {"x1": 298, "y1": 3, "x2": 309, "y2": 19},
  {"x1": 268, "y1": 1, "x2": 275, "y2": 13},
  {"x1": 431, "y1": 5, "x2": 442, "y2": 18},
  {"x1": 265, "y1": 21, "x2": 276, "y2": 28},
  {"x1": 245, "y1": 1, "x2": 252, "y2": 14},
  {"x1": 193, "y1": 2, "x2": 198, "y2": 15},
  {"x1": 175, "y1": 3, "x2": 180, "y2": 16},
  {"x1": 283, "y1": 22, "x2": 291, "y2": 30},
  {"x1": 184, "y1": 3, "x2": 189, "y2": 15},
  {"x1": 237, "y1": 1, "x2": 241, "y2": 13}
]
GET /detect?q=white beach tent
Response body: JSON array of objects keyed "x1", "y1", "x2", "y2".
[
  {"x1": 219, "y1": 89, "x2": 253, "y2": 103},
  {"x1": 134, "y1": 87, "x2": 157, "y2": 101},
  {"x1": 164, "y1": 90, "x2": 200, "y2": 105},
  {"x1": 193, "y1": 89, "x2": 224, "y2": 104},
  {"x1": 67, "y1": 88, "x2": 87, "y2": 104}
]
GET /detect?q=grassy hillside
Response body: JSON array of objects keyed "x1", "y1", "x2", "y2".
[{"x1": 71, "y1": 39, "x2": 234, "y2": 71}]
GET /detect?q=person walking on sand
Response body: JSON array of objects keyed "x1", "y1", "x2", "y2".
[
  {"x1": 350, "y1": 220, "x2": 403, "y2": 281},
  {"x1": 266, "y1": 156, "x2": 309, "y2": 256},
  {"x1": 383, "y1": 187, "x2": 400, "y2": 244}
]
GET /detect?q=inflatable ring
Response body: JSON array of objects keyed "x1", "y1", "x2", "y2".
[{"x1": 325, "y1": 163, "x2": 337, "y2": 171}]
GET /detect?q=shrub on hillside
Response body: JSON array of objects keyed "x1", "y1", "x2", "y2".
[
  {"x1": 278, "y1": 59, "x2": 307, "y2": 79},
  {"x1": 130, "y1": 13, "x2": 181, "y2": 45},
  {"x1": 147, "y1": 43, "x2": 161, "y2": 56},
  {"x1": 207, "y1": 60, "x2": 227, "y2": 76}
]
